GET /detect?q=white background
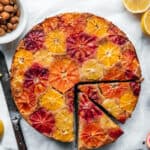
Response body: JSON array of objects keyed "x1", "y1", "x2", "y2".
[{"x1": 0, "y1": 0, "x2": 150, "y2": 149}]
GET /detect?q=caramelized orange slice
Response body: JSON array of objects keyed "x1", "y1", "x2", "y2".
[
  {"x1": 53, "y1": 108, "x2": 74, "y2": 142},
  {"x1": 97, "y1": 40, "x2": 121, "y2": 67},
  {"x1": 49, "y1": 58, "x2": 80, "y2": 93},
  {"x1": 100, "y1": 83, "x2": 128, "y2": 98},
  {"x1": 120, "y1": 91, "x2": 137, "y2": 113},
  {"x1": 85, "y1": 16, "x2": 109, "y2": 37},
  {"x1": 81, "y1": 59, "x2": 104, "y2": 80},
  {"x1": 12, "y1": 49, "x2": 33, "y2": 71},
  {"x1": 81, "y1": 123, "x2": 107, "y2": 148},
  {"x1": 45, "y1": 30, "x2": 66, "y2": 54},
  {"x1": 33, "y1": 50, "x2": 53, "y2": 67},
  {"x1": 39, "y1": 88, "x2": 65, "y2": 111}
]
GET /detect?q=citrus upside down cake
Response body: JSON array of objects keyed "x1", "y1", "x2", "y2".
[{"x1": 10, "y1": 13, "x2": 142, "y2": 150}]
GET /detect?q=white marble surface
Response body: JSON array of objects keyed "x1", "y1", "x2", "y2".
[{"x1": 0, "y1": 0, "x2": 150, "y2": 149}]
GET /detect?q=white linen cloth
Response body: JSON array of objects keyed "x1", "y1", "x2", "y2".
[{"x1": 0, "y1": 0, "x2": 150, "y2": 149}]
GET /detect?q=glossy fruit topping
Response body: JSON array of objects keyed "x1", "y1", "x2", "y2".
[
  {"x1": 100, "y1": 83, "x2": 128, "y2": 98},
  {"x1": 80, "y1": 123, "x2": 107, "y2": 148},
  {"x1": 12, "y1": 49, "x2": 33, "y2": 71},
  {"x1": 65, "y1": 89, "x2": 74, "y2": 112},
  {"x1": 23, "y1": 63, "x2": 49, "y2": 95},
  {"x1": 24, "y1": 29, "x2": 45, "y2": 51},
  {"x1": 85, "y1": 16, "x2": 109, "y2": 37},
  {"x1": 96, "y1": 40, "x2": 121, "y2": 67},
  {"x1": 29, "y1": 108, "x2": 55, "y2": 135},
  {"x1": 120, "y1": 91, "x2": 137, "y2": 113},
  {"x1": 108, "y1": 128, "x2": 123, "y2": 139},
  {"x1": 59, "y1": 13, "x2": 86, "y2": 35},
  {"x1": 130, "y1": 82, "x2": 141, "y2": 96},
  {"x1": 79, "y1": 93, "x2": 102, "y2": 121},
  {"x1": 49, "y1": 58, "x2": 79, "y2": 93},
  {"x1": 67, "y1": 32, "x2": 98, "y2": 63},
  {"x1": 79, "y1": 85, "x2": 102, "y2": 103},
  {"x1": 15, "y1": 90, "x2": 36, "y2": 114},
  {"x1": 39, "y1": 88, "x2": 65, "y2": 111},
  {"x1": 53, "y1": 108, "x2": 74, "y2": 142},
  {"x1": 108, "y1": 35, "x2": 127, "y2": 45},
  {"x1": 81, "y1": 59, "x2": 104, "y2": 80},
  {"x1": 45, "y1": 30, "x2": 66, "y2": 54}
]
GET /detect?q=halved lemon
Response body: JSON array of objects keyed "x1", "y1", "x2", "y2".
[
  {"x1": 123, "y1": 0, "x2": 150, "y2": 13},
  {"x1": 0, "y1": 120, "x2": 4, "y2": 138},
  {"x1": 141, "y1": 10, "x2": 150, "y2": 35}
]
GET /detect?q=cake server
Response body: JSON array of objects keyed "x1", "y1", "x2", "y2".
[{"x1": 0, "y1": 51, "x2": 27, "y2": 150}]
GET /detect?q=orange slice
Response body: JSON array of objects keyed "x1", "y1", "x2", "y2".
[
  {"x1": 85, "y1": 16, "x2": 109, "y2": 37},
  {"x1": 81, "y1": 59, "x2": 104, "y2": 80},
  {"x1": 53, "y1": 108, "x2": 74, "y2": 142},
  {"x1": 33, "y1": 50, "x2": 53, "y2": 67},
  {"x1": 96, "y1": 41, "x2": 121, "y2": 67},
  {"x1": 12, "y1": 49, "x2": 33, "y2": 71},
  {"x1": 120, "y1": 91, "x2": 137, "y2": 113},
  {"x1": 45, "y1": 30, "x2": 66, "y2": 54},
  {"x1": 102, "y1": 99, "x2": 124, "y2": 118},
  {"x1": 39, "y1": 88, "x2": 65, "y2": 111},
  {"x1": 80, "y1": 123, "x2": 107, "y2": 148},
  {"x1": 49, "y1": 58, "x2": 80, "y2": 93}
]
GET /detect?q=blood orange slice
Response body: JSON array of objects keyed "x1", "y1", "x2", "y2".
[{"x1": 29, "y1": 108, "x2": 55, "y2": 135}]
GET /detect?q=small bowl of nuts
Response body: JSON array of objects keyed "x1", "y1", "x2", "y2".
[{"x1": 0, "y1": 0, "x2": 27, "y2": 44}]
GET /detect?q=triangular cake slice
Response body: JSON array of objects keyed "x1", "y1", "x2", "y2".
[
  {"x1": 79, "y1": 81, "x2": 140, "y2": 123},
  {"x1": 77, "y1": 92, "x2": 123, "y2": 150}
]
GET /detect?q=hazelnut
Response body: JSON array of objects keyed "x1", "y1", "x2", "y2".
[
  {"x1": 4, "y1": 5, "x2": 14, "y2": 12},
  {"x1": 0, "y1": 3, "x2": 4, "y2": 12},
  {"x1": 0, "y1": 0, "x2": 10, "y2": 5},
  {"x1": 10, "y1": 16, "x2": 18, "y2": 23},
  {"x1": 0, "y1": 27, "x2": 6, "y2": 36},
  {"x1": 7, "y1": 22, "x2": 13, "y2": 29},
  {"x1": 0, "y1": 11, "x2": 10, "y2": 20}
]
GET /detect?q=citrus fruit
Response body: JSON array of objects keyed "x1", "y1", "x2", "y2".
[
  {"x1": 96, "y1": 41, "x2": 121, "y2": 67},
  {"x1": 0, "y1": 120, "x2": 4, "y2": 138},
  {"x1": 123, "y1": 0, "x2": 150, "y2": 13},
  {"x1": 85, "y1": 16, "x2": 109, "y2": 37},
  {"x1": 39, "y1": 88, "x2": 65, "y2": 111},
  {"x1": 146, "y1": 133, "x2": 150, "y2": 148},
  {"x1": 29, "y1": 108, "x2": 55, "y2": 135},
  {"x1": 24, "y1": 29, "x2": 45, "y2": 51},
  {"x1": 80, "y1": 123, "x2": 107, "y2": 148},
  {"x1": 67, "y1": 32, "x2": 98, "y2": 63},
  {"x1": 100, "y1": 83, "x2": 128, "y2": 98},
  {"x1": 120, "y1": 91, "x2": 137, "y2": 113},
  {"x1": 12, "y1": 49, "x2": 33, "y2": 71},
  {"x1": 45, "y1": 30, "x2": 66, "y2": 54},
  {"x1": 49, "y1": 58, "x2": 80, "y2": 93},
  {"x1": 33, "y1": 50, "x2": 53, "y2": 67},
  {"x1": 141, "y1": 10, "x2": 150, "y2": 35},
  {"x1": 79, "y1": 93, "x2": 102, "y2": 122},
  {"x1": 81, "y1": 59, "x2": 104, "y2": 80},
  {"x1": 23, "y1": 63, "x2": 49, "y2": 95},
  {"x1": 53, "y1": 108, "x2": 74, "y2": 142},
  {"x1": 102, "y1": 99, "x2": 124, "y2": 118}
]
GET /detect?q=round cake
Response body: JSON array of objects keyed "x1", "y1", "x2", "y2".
[{"x1": 10, "y1": 13, "x2": 141, "y2": 146}]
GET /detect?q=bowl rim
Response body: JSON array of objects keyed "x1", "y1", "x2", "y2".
[{"x1": 0, "y1": 0, "x2": 28, "y2": 44}]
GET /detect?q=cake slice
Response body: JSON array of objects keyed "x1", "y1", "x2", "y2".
[
  {"x1": 77, "y1": 92, "x2": 123, "y2": 150},
  {"x1": 78, "y1": 81, "x2": 140, "y2": 123}
]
